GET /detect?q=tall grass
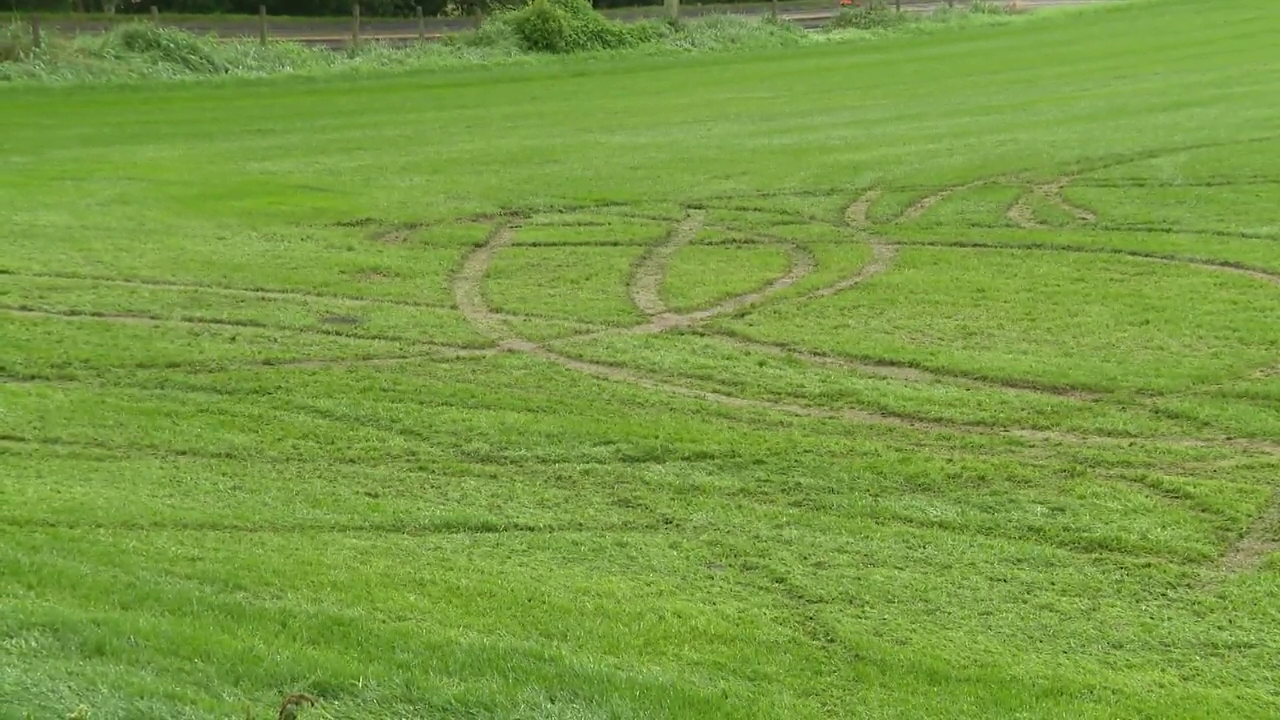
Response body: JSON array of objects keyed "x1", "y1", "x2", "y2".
[{"x1": 0, "y1": 1, "x2": 1039, "y2": 84}]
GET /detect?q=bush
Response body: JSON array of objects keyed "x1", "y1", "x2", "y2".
[
  {"x1": 502, "y1": 0, "x2": 643, "y2": 54},
  {"x1": 106, "y1": 23, "x2": 229, "y2": 73},
  {"x1": 826, "y1": 0, "x2": 909, "y2": 31}
]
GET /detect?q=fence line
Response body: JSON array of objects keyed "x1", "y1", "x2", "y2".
[{"x1": 17, "y1": 0, "x2": 1096, "y2": 51}]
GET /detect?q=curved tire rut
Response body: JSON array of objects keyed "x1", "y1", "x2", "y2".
[
  {"x1": 629, "y1": 211, "x2": 705, "y2": 319},
  {"x1": 1218, "y1": 496, "x2": 1280, "y2": 574},
  {"x1": 444, "y1": 208, "x2": 1280, "y2": 461},
  {"x1": 683, "y1": 243, "x2": 817, "y2": 322},
  {"x1": 897, "y1": 180, "x2": 990, "y2": 224},
  {"x1": 1007, "y1": 175, "x2": 1097, "y2": 228}
]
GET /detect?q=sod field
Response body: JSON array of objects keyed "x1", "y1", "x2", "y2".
[{"x1": 1, "y1": 0, "x2": 1278, "y2": 717}]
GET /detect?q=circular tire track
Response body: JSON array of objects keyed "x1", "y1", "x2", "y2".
[{"x1": 447, "y1": 180, "x2": 1280, "y2": 574}]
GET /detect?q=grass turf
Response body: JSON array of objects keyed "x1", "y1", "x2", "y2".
[{"x1": 2, "y1": 0, "x2": 1279, "y2": 717}]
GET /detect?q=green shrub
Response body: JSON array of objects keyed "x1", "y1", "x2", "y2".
[
  {"x1": 503, "y1": 0, "x2": 642, "y2": 54},
  {"x1": 106, "y1": 23, "x2": 229, "y2": 73},
  {"x1": 826, "y1": 0, "x2": 909, "y2": 31}
]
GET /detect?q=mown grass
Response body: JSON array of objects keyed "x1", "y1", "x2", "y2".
[{"x1": 2, "y1": 0, "x2": 1280, "y2": 717}]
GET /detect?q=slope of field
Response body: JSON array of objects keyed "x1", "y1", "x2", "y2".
[{"x1": 1, "y1": 0, "x2": 1279, "y2": 717}]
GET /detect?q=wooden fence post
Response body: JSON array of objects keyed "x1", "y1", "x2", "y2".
[
  {"x1": 150, "y1": 5, "x2": 159, "y2": 23},
  {"x1": 416, "y1": 5, "x2": 424, "y2": 43},
  {"x1": 770, "y1": 0, "x2": 777, "y2": 20},
  {"x1": 351, "y1": 3, "x2": 361, "y2": 51},
  {"x1": 30, "y1": 15, "x2": 41, "y2": 51},
  {"x1": 665, "y1": 0, "x2": 679, "y2": 21},
  {"x1": 259, "y1": 5, "x2": 268, "y2": 46}
]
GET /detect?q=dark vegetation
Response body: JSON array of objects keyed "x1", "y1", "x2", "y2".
[{"x1": 9, "y1": 0, "x2": 780, "y2": 19}]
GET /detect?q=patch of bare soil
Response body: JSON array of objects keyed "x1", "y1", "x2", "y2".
[
  {"x1": 683, "y1": 243, "x2": 816, "y2": 322},
  {"x1": 452, "y1": 224, "x2": 520, "y2": 342},
  {"x1": 1040, "y1": 176, "x2": 1097, "y2": 222},
  {"x1": 896, "y1": 180, "x2": 989, "y2": 223},
  {"x1": 711, "y1": 334, "x2": 1101, "y2": 400},
  {"x1": 805, "y1": 240, "x2": 896, "y2": 300},
  {"x1": 1006, "y1": 194, "x2": 1043, "y2": 229},
  {"x1": 629, "y1": 211, "x2": 705, "y2": 317},
  {"x1": 845, "y1": 189, "x2": 881, "y2": 229},
  {"x1": 1218, "y1": 497, "x2": 1280, "y2": 574}
]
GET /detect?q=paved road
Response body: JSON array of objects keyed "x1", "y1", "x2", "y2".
[{"x1": 47, "y1": 0, "x2": 1122, "y2": 48}]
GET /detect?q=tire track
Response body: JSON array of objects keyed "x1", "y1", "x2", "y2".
[
  {"x1": 804, "y1": 241, "x2": 896, "y2": 300},
  {"x1": 901, "y1": 240, "x2": 1280, "y2": 286},
  {"x1": 1006, "y1": 192, "x2": 1044, "y2": 229},
  {"x1": 1218, "y1": 495, "x2": 1280, "y2": 574},
  {"x1": 0, "y1": 268, "x2": 451, "y2": 310},
  {"x1": 530, "y1": 346, "x2": 1279, "y2": 454},
  {"x1": 0, "y1": 305, "x2": 415, "y2": 343},
  {"x1": 706, "y1": 333, "x2": 1102, "y2": 400},
  {"x1": 1045, "y1": 179, "x2": 1097, "y2": 222},
  {"x1": 680, "y1": 243, "x2": 817, "y2": 322},
  {"x1": 896, "y1": 179, "x2": 990, "y2": 223},
  {"x1": 452, "y1": 223, "x2": 522, "y2": 344},
  {"x1": 0, "y1": 517, "x2": 674, "y2": 537},
  {"x1": 845, "y1": 188, "x2": 881, "y2": 229},
  {"x1": 448, "y1": 211, "x2": 1280, "y2": 457},
  {"x1": 629, "y1": 210, "x2": 706, "y2": 319},
  {"x1": 1008, "y1": 176, "x2": 1098, "y2": 229}
]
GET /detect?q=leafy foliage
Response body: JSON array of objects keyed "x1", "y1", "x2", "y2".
[
  {"x1": 825, "y1": 0, "x2": 909, "y2": 30},
  {"x1": 108, "y1": 23, "x2": 230, "y2": 72},
  {"x1": 1, "y1": 21, "x2": 34, "y2": 62},
  {"x1": 501, "y1": 0, "x2": 645, "y2": 54}
]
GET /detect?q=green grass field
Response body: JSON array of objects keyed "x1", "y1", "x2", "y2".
[{"x1": 2, "y1": 0, "x2": 1279, "y2": 717}]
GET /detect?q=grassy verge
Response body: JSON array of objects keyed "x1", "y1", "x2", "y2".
[
  {"x1": 2, "y1": 0, "x2": 1040, "y2": 84},
  {"x1": 15, "y1": 0, "x2": 842, "y2": 25}
]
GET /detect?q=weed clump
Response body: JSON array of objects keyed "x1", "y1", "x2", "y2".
[
  {"x1": 107, "y1": 23, "x2": 230, "y2": 73},
  {"x1": 2, "y1": 22, "x2": 34, "y2": 63},
  {"x1": 826, "y1": 0, "x2": 909, "y2": 31},
  {"x1": 664, "y1": 14, "x2": 802, "y2": 51},
  {"x1": 499, "y1": 0, "x2": 648, "y2": 54}
]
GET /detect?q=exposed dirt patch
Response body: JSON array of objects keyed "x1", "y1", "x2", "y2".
[
  {"x1": 845, "y1": 189, "x2": 881, "y2": 229},
  {"x1": 896, "y1": 180, "x2": 989, "y2": 223},
  {"x1": 320, "y1": 314, "x2": 363, "y2": 326},
  {"x1": 0, "y1": 269, "x2": 446, "y2": 310},
  {"x1": 1006, "y1": 194, "x2": 1043, "y2": 229},
  {"x1": 1218, "y1": 495, "x2": 1280, "y2": 574},
  {"x1": 805, "y1": 240, "x2": 896, "y2": 300},
  {"x1": 1043, "y1": 177, "x2": 1097, "y2": 223},
  {"x1": 442, "y1": 197, "x2": 1279, "y2": 462},
  {"x1": 331, "y1": 217, "x2": 381, "y2": 229},
  {"x1": 683, "y1": 243, "x2": 816, "y2": 322},
  {"x1": 904, "y1": 239, "x2": 1280, "y2": 286},
  {"x1": 452, "y1": 224, "x2": 520, "y2": 342},
  {"x1": 373, "y1": 228, "x2": 414, "y2": 244},
  {"x1": 1251, "y1": 364, "x2": 1280, "y2": 379},
  {"x1": 2, "y1": 306, "x2": 160, "y2": 325},
  {"x1": 629, "y1": 210, "x2": 705, "y2": 317},
  {"x1": 710, "y1": 334, "x2": 1101, "y2": 400}
]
